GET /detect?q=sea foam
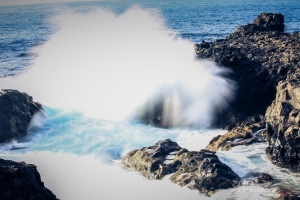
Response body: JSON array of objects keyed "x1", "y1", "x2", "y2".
[{"x1": 0, "y1": 7, "x2": 234, "y2": 128}]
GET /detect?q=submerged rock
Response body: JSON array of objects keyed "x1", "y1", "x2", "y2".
[
  {"x1": 195, "y1": 13, "x2": 300, "y2": 129},
  {"x1": 243, "y1": 172, "x2": 274, "y2": 184},
  {"x1": 122, "y1": 139, "x2": 241, "y2": 195},
  {"x1": 0, "y1": 89, "x2": 43, "y2": 143},
  {"x1": 265, "y1": 72, "x2": 300, "y2": 172},
  {"x1": 206, "y1": 115, "x2": 266, "y2": 151},
  {"x1": 0, "y1": 158, "x2": 58, "y2": 200}
]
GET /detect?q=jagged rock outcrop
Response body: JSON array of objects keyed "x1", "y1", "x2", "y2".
[
  {"x1": 253, "y1": 13, "x2": 285, "y2": 32},
  {"x1": 122, "y1": 139, "x2": 182, "y2": 179},
  {"x1": 197, "y1": 12, "x2": 300, "y2": 173},
  {"x1": 235, "y1": 13, "x2": 285, "y2": 35},
  {"x1": 170, "y1": 149, "x2": 241, "y2": 196},
  {"x1": 122, "y1": 139, "x2": 241, "y2": 195},
  {"x1": 0, "y1": 158, "x2": 58, "y2": 200},
  {"x1": 0, "y1": 89, "x2": 43, "y2": 143},
  {"x1": 265, "y1": 71, "x2": 300, "y2": 172},
  {"x1": 206, "y1": 115, "x2": 266, "y2": 151},
  {"x1": 195, "y1": 13, "x2": 300, "y2": 129}
]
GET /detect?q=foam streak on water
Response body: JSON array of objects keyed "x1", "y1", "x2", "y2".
[
  {"x1": 0, "y1": 7, "x2": 234, "y2": 128},
  {"x1": 0, "y1": 107, "x2": 224, "y2": 200}
]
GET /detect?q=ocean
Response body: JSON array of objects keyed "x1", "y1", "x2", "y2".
[{"x1": 0, "y1": 0, "x2": 300, "y2": 199}]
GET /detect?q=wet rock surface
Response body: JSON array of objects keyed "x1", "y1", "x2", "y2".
[
  {"x1": 0, "y1": 158, "x2": 58, "y2": 200},
  {"x1": 195, "y1": 13, "x2": 300, "y2": 129},
  {"x1": 122, "y1": 139, "x2": 241, "y2": 195},
  {"x1": 197, "y1": 13, "x2": 300, "y2": 173},
  {"x1": 265, "y1": 72, "x2": 300, "y2": 172},
  {"x1": 206, "y1": 115, "x2": 266, "y2": 151},
  {"x1": 122, "y1": 139, "x2": 183, "y2": 179},
  {"x1": 243, "y1": 172, "x2": 274, "y2": 184},
  {"x1": 0, "y1": 89, "x2": 43, "y2": 143},
  {"x1": 170, "y1": 149, "x2": 241, "y2": 196}
]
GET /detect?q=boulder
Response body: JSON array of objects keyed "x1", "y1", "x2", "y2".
[
  {"x1": 170, "y1": 149, "x2": 241, "y2": 196},
  {"x1": 206, "y1": 115, "x2": 266, "y2": 151},
  {"x1": 0, "y1": 89, "x2": 43, "y2": 143},
  {"x1": 0, "y1": 158, "x2": 58, "y2": 200},
  {"x1": 122, "y1": 139, "x2": 183, "y2": 179},
  {"x1": 265, "y1": 71, "x2": 300, "y2": 172},
  {"x1": 122, "y1": 139, "x2": 241, "y2": 195}
]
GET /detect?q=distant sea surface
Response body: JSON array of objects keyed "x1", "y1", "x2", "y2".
[
  {"x1": 1, "y1": 1, "x2": 300, "y2": 199},
  {"x1": 0, "y1": 0, "x2": 300, "y2": 77}
]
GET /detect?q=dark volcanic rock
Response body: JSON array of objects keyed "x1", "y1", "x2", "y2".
[
  {"x1": 122, "y1": 139, "x2": 183, "y2": 179},
  {"x1": 0, "y1": 89, "x2": 43, "y2": 143},
  {"x1": 170, "y1": 149, "x2": 241, "y2": 196},
  {"x1": 122, "y1": 139, "x2": 241, "y2": 195},
  {"x1": 195, "y1": 13, "x2": 300, "y2": 129},
  {"x1": 0, "y1": 158, "x2": 58, "y2": 200},
  {"x1": 265, "y1": 71, "x2": 300, "y2": 172},
  {"x1": 206, "y1": 115, "x2": 266, "y2": 151},
  {"x1": 236, "y1": 13, "x2": 284, "y2": 35},
  {"x1": 253, "y1": 13, "x2": 285, "y2": 32}
]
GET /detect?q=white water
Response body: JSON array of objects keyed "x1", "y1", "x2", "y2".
[
  {"x1": 0, "y1": 7, "x2": 234, "y2": 128},
  {"x1": 1, "y1": 6, "x2": 299, "y2": 200},
  {"x1": 1, "y1": 108, "x2": 296, "y2": 200}
]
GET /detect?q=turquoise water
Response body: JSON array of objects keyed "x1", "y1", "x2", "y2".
[{"x1": 0, "y1": 1, "x2": 300, "y2": 199}]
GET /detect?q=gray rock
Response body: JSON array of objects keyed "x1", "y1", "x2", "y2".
[
  {"x1": 0, "y1": 158, "x2": 58, "y2": 200},
  {"x1": 0, "y1": 89, "x2": 42, "y2": 143}
]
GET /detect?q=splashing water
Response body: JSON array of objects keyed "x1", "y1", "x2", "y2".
[{"x1": 0, "y1": 7, "x2": 234, "y2": 128}]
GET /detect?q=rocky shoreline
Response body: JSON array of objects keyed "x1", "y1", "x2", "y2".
[
  {"x1": 0, "y1": 12, "x2": 299, "y2": 199},
  {"x1": 196, "y1": 13, "x2": 300, "y2": 172},
  {"x1": 0, "y1": 90, "x2": 58, "y2": 199},
  {"x1": 196, "y1": 13, "x2": 300, "y2": 129},
  {"x1": 0, "y1": 158, "x2": 58, "y2": 200},
  {"x1": 122, "y1": 13, "x2": 300, "y2": 198}
]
